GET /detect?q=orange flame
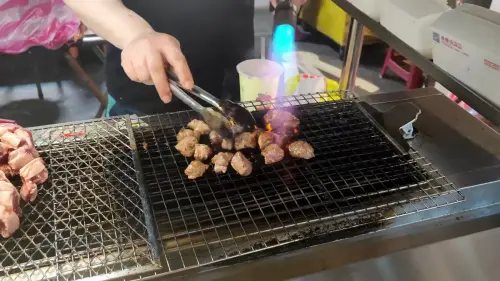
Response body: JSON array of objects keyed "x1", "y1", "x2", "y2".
[{"x1": 265, "y1": 123, "x2": 273, "y2": 131}]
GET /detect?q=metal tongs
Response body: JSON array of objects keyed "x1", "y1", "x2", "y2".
[{"x1": 167, "y1": 71, "x2": 256, "y2": 138}]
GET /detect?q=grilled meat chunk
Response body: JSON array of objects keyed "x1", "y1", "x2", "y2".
[
  {"x1": 211, "y1": 152, "x2": 234, "y2": 174},
  {"x1": 209, "y1": 130, "x2": 222, "y2": 145},
  {"x1": 0, "y1": 124, "x2": 16, "y2": 137},
  {"x1": 258, "y1": 131, "x2": 274, "y2": 150},
  {"x1": 273, "y1": 132, "x2": 291, "y2": 148},
  {"x1": 0, "y1": 164, "x2": 17, "y2": 177},
  {"x1": 0, "y1": 205, "x2": 20, "y2": 238},
  {"x1": 187, "y1": 119, "x2": 211, "y2": 135},
  {"x1": 231, "y1": 152, "x2": 252, "y2": 176},
  {"x1": 1, "y1": 132, "x2": 22, "y2": 149},
  {"x1": 264, "y1": 109, "x2": 300, "y2": 131},
  {"x1": 185, "y1": 160, "x2": 209, "y2": 179},
  {"x1": 177, "y1": 128, "x2": 200, "y2": 142},
  {"x1": 175, "y1": 136, "x2": 198, "y2": 157},
  {"x1": 14, "y1": 128, "x2": 34, "y2": 148},
  {"x1": 194, "y1": 144, "x2": 212, "y2": 161},
  {"x1": 261, "y1": 144, "x2": 285, "y2": 164},
  {"x1": 221, "y1": 139, "x2": 233, "y2": 150},
  {"x1": 19, "y1": 158, "x2": 48, "y2": 202},
  {"x1": 288, "y1": 140, "x2": 315, "y2": 159},
  {"x1": 235, "y1": 132, "x2": 257, "y2": 150}
]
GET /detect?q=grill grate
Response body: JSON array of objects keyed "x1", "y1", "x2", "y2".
[
  {"x1": 0, "y1": 117, "x2": 160, "y2": 281},
  {"x1": 132, "y1": 92, "x2": 463, "y2": 273}
]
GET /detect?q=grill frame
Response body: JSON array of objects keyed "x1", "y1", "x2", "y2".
[
  {"x1": 131, "y1": 92, "x2": 464, "y2": 274},
  {"x1": 0, "y1": 117, "x2": 161, "y2": 281}
]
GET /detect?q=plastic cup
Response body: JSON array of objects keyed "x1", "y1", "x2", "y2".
[{"x1": 236, "y1": 59, "x2": 283, "y2": 102}]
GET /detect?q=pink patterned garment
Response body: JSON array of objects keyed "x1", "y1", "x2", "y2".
[{"x1": 0, "y1": 0, "x2": 80, "y2": 54}]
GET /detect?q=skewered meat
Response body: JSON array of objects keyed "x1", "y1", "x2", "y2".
[
  {"x1": 1, "y1": 132, "x2": 22, "y2": 149},
  {"x1": 221, "y1": 139, "x2": 233, "y2": 150},
  {"x1": 187, "y1": 119, "x2": 211, "y2": 135},
  {"x1": 175, "y1": 136, "x2": 198, "y2": 157},
  {"x1": 211, "y1": 152, "x2": 233, "y2": 174},
  {"x1": 261, "y1": 144, "x2": 285, "y2": 164},
  {"x1": 177, "y1": 128, "x2": 200, "y2": 142},
  {"x1": 258, "y1": 131, "x2": 274, "y2": 150},
  {"x1": 194, "y1": 144, "x2": 212, "y2": 161},
  {"x1": 209, "y1": 130, "x2": 222, "y2": 145},
  {"x1": 8, "y1": 146, "x2": 36, "y2": 171},
  {"x1": 264, "y1": 109, "x2": 300, "y2": 131},
  {"x1": 0, "y1": 180, "x2": 21, "y2": 238},
  {"x1": 184, "y1": 160, "x2": 209, "y2": 179},
  {"x1": 231, "y1": 152, "x2": 252, "y2": 176},
  {"x1": 288, "y1": 140, "x2": 315, "y2": 159},
  {"x1": 235, "y1": 132, "x2": 257, "y2": 150}
]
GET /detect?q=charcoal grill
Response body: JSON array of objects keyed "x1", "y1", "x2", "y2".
[{"x1": 0, "y1": 92, "x2": 463, "y2": 280}]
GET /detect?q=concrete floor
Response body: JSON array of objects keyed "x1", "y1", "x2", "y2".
[{"x1": 0, "y1": 9, "x2": 404, "y2": 128}]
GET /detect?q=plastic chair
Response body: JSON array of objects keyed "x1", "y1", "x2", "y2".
[{"x1": 379, "y1": 47, "x2": 424, "y2": 89}]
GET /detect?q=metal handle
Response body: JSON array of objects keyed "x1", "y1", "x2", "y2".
[
  {"x1": 167, "y1": 70, "x2": 222, "y2": 109},
  {"x1": 169, "y1": 80, "x2": 205, "y2": 114}
]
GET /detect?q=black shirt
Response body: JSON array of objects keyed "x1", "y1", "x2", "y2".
[{"x1": 105, "y1": 0, "x2": 255, "y2": 114}]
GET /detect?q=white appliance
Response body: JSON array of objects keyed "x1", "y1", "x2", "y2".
[
  {"x1": 347, "y1": 0, "x2": 380, "y2": 21},
  {"x1": 380, "y1": 0, "x2": 449, "y2": 58},
  {"x1": 431, "y1": 4, "x2": 500, "y2": 108},
  {"x1": 491, "y1": 0, "x2": 500, "y2": 13}
]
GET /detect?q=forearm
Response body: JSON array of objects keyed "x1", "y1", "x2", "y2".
[{"x1": 64, "y1": 0, "x2": 153, "y2": 49}]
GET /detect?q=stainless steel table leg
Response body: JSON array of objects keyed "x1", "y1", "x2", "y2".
[{"x1": 338, "y1": 18, "x2": 364, "y2": 93}]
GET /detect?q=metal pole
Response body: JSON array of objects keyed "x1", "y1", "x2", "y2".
[{"x1": 338, "y1": 18, "x2": 364, "y2": 94}]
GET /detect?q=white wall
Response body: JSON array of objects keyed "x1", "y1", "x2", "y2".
[{"x1": 255, "y1": 0, "x2": 269, "y2": 8}]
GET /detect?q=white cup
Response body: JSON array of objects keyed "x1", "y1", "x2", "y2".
[{"x1": 236, "y1": 59, "x2": 283, "y2": 102}]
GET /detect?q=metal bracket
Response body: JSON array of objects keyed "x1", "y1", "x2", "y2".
[{"x1": 358, "y1": 102, "x2": 422, "y2": 153}]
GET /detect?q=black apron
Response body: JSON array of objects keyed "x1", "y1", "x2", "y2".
[{"x1": 105, "y1": 0, "x2": 255, "y2": 114}]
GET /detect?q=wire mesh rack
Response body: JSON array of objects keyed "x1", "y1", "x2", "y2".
[
  {"x1": 0, "y1": 117, "x2": 160, "y2": 281},
  {"x1": 132, "y1": 92, "x2": 464, "y2": 274}
]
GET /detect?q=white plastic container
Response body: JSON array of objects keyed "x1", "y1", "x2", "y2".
[
  {"x1": 236, "y1": 59, "x2": 283, "y2": 102},
  {"x1": 347, "y1": 0, "x2": 380, "y2": 21},
  {"x1": 431, "y1": 4, "x2": 500, "y2": 108},
  {"x1": 380, "y1": 0, "x2": 449, "y2": 58}
]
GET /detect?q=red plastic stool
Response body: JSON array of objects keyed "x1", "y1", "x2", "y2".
[{"x1": 380, "y1": 47, "x2": 424, "y2": 89}]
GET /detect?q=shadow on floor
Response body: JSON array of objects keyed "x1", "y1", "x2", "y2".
[{"x1": 0, "y1": 99, "x2": 60, "y2": 127}]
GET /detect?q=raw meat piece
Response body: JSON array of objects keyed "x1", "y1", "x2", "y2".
[
  {"x1": 0, "y1": 124, "x2": 17, "y2": 137},
  {"x1": 184, "y1": 160, "x2": 209, "y2": 179},
  {"x1": 0, "y1": 180, "x2": 21, "y2": 237},
  {"x1": 211, "y1": 152, "x2": 233, "y2": 174},
  {"x1": 0, "y1": 165, "x2": 17, "y2": 177},
  {"x1": 209, "y1": 130, "x2": 222, "y2": 145},
  {"x1": 187, "y1": 119, "x2": 211, "y2": 135},
  {"x1": 0, "y1": 143, "x2": 9, "y2": 162},
  {"x1": 235, "y1": 132, "x2": 257, "y2": 150},
  {"x1": 258, "y1": 131, "x2": 274, "y2": 150},
  {"x1": 1, "y1": 132, "x2": 22, "y2": 149},
  {"x1": 194, "y1": 144, "x2": 212, "y2": 161},
  {"x1": 0, "y1": 171, "x2": 8, "y2": 182},
  {"x1": 14, "y1": 128, "x2": 34, "y2": 148},
  {"x1": 20, "y1": 181, "x2": 37, "y2": 202},
  {"x1": 261, "y1": 144, "x2": 285, "y2": 164},
  {"x1": 231, "y1": 152, "x2": 252, "y2": 176},
  {"x1": 175, "y1": 136, "x2": 198, "y2": 157},
  {"x1": 0, "y1": 205, "x2": 20, "y2": 238},
  {"x1": 20, "y1": 158, "x2": 49, "y2": 185},
  {"x1": 264, "y1": 110, "x2": 300, "y2": 131},
  {"x1": 221, "y1": 139, "x2": 233, "y2": 150},
  {"x1": 0, "y1": 181, "x2": 21, "y2": 215},
  {"x1": 8, "y1": 146, "x2": 36, "y2": 171},
  {"x1": 288, "y1": 140, "x2": 315, "y2": 159},
  {"x1": 176, "y1": 128, "x2": 200, "y2": 142}
]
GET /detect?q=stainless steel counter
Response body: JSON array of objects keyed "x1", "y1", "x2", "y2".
[{"x1": 146, "y1": 88, "x2": 500, "y2": 281}]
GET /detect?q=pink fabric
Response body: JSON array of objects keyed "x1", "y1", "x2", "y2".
[{"x1": 0, "y1": 0, "x2": 80, "y2": 54}]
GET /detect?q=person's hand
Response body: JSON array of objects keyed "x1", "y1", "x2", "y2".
[
  {"x1": 120, "y1": 31, "x2": 194, "y2": 103},
  {"x1": 271, "y1": 0, "x2": 308, "y2": 8}
]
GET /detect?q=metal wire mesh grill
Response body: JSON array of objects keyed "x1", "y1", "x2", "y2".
[
  {"x1": 133, "y1": 92, "x2": 463, "y2": 273},
  {"x1": 0, "y1": 118, "x2": 160, "y2": 281}
]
